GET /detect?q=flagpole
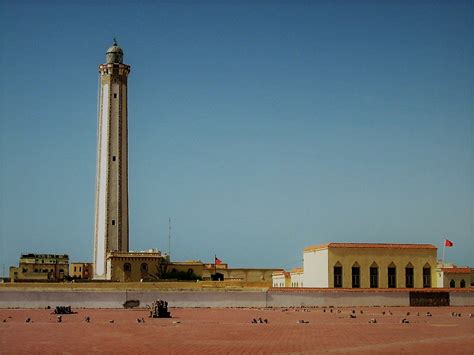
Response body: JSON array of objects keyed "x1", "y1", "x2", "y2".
[
  {"x1": 214, "y1": 254, "x2": 217, "y2": 277},
  {"x1": 442, "y1": 239, "x2": 446, "y2": 266}
]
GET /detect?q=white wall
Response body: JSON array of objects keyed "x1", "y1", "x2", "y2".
[
  {"x1": 272, "y1": 274, "x2": 286, "y2": 287},
  {"x1": 290, "y1": 273, "x2": 304, "y2": 287},
  {"x1": 436, "y1": 271, "x2": 444, "y2": 288},
  {"x1": 303, "y1": 249, "x2": 329, "y2": 287}
]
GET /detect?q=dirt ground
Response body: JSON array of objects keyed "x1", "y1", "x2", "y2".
[{"x1": 1, "y1": 306, "x2": 473, "y2": 354}]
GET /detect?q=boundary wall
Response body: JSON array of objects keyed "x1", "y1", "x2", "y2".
[{"x1": 0, "y1": 289, "x2": 472, "y2": 308}]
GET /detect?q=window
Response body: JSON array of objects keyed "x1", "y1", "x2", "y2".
[
  {"x1": 112, "y1": 156, "x2": 116, "y2": 161},
  {"x1": 450, "y1": 279, "x2": 455, "y2": 288},
  {"x1": 370, "y1": 266, "x2": 378, "y2": 288},
  {"x1": 79, "y1": 267, "x2": 82, "y2": 272},
  {"x1": 460, "y1": 279, "x2": 466, "y2": 288},
  {"x1": 423, "y1": 266, "x2": 431, "y2": 288},
  {"x1": 334, "y1": 266, "x2": 343, "y2": 288},
  {"x1": 140, "y1": 263, "x2": 148, "y2": 272},
  {"x1": 74, "y1": 266, "x2": 77, "y2": 272},
  {"x1": 22, "y1": 268, "x2": 28, "y2": 273},
  {"x1": 113, "y1": 93, "x2": 117, "y2": 98},
  {"x1": 112, "y1": 220, "x2": 116, "y2": 225},
  {"x1": 388, "y1": 265, "x2": 396, "y2": 288},
  {"x1": 352, "y1": 265, "x2": 360, "y2": 288},
  {"x1": 405, "y1": 266, "x2": 414, "y2": 288},
  {"x1": 124, "y1": 263, "x2": 131, "y2": 272}
]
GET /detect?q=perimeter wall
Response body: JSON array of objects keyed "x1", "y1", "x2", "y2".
[{"x1": 0, "y1": 289, "x2": 472, "y2": 308}]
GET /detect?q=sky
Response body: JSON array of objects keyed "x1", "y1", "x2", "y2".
[{"x1": 0, "y1": 0, "x2": 472, "y2": 275}]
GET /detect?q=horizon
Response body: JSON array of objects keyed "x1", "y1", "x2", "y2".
[{"x1": 0, "y1": 0, "x2": 473, "y2": 275}]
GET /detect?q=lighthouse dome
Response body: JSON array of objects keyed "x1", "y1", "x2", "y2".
[{"x1": 106, "y1": 40, "x2": 124, "y2": 64}]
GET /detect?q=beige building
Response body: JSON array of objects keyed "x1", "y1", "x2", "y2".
[
  {"x1": 201, "y1": 264, "x2": 280, "y2": 283},
  {"x1": 69, "y1": 263, "x2": 93, "y2": 280},
  {"x1": 106, "y1": 251, "x2": 168, "y2": 282},
  {"x1": 301, "y1": 243, "x2": 438, "y2": 288},
  {"x1": 436, "y1": 265, "x2": 472, "y2": 288},
  {"x1": 9, "y1": 254, "x2": 69, "y2": 282}
]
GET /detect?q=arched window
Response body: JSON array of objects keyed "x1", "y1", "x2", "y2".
[
  {"x1": 460, "y1": 279, "x2": 466, "y2": 288},
  {"x1": 124, "y1": 263, "x2": 131, "y2": 272},
  {"x1": 405, "y1": 262, "x2": 414, "y2": 288},
  {"x1": 334, "y1": 262, "x2": 343, "y2": 288},
  {"x1": 388, "y1": 262, "x2": 396, "y2": 288},
  {"x1": 370, "y1": 262, "x2": 378, "y2": 288},
  {"x1": 140, "y1": 263, "x2": 148, "y2": 272},
  {"x1": 351, "y1": 262, "x2": 360, "y2": 288},
  {"x1": 423, "y1": 263, "x2": 431, "y2": 288},
  {"x1": 449, "y1": 279, "x2": 455, "y2": 288}
]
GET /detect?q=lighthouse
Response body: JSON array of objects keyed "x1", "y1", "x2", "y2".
[{"x1": 93, "y1": 41, "x2": 131, "y2": 279}]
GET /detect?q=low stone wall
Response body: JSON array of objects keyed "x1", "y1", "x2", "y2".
[
  {"x1": 0, "y1": 289, "x2": 472, "y2": 308},
  {"x1": 450, "y1": 291, "x2": 474, "y2": 306},
  {"x1": 267, "y1": 290, "x2": 410, "y2": 307}
]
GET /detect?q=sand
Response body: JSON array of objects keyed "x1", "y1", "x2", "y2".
[{"x1": 1, "y1": 306, "x2": 473, "y2": 354}]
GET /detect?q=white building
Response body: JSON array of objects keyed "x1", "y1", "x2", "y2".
[{"x1": 93, "y1": 41, "x2": 131, "y2": 279}]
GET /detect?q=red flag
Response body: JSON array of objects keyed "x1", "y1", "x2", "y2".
[
  {"x1": 215, "y1": 257, "x2": 222, "y2": 265},
  {"x1": 444, "y1": 239, "x2": 453, "y2": 247}
]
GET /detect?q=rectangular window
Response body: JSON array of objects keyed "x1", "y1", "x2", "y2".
[
  {"x1": 351, "y1": 267, "x2": 360, "y2": 288},
  {"x1": 370, "y1": 267, "x2": 378, "y2": 288},
  {"x1": 388, "y1": 267, "x2": 396, "y2": 288},
  {"x1": 405, "y1": 268, "x2": 414, "y2": 288},
  {"x1": 112, "y1": 156, "x2": 116, "y2": 161},
  {"x1": 113, "y1": 93, "x2": 117, "y2": 98},
  {"x1": 334, "y1": 267, "x2": 343, "y2": 288},
  {"x1": 74, "y1": 266, "x2": 77, "y2": 272},
  {"x1": 112, "y1": 220, "x2": 116, "y2": 225},
  {"x1": 423, "y1": 268, "x2": 431, "y2": 288}
]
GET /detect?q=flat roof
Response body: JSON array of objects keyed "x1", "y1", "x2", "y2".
[
  {"x1": 290, "y1": 267, "x2": 304, "y2": 274},
  {"x1": 440, "y1": 267, "x2": 471, "y2": 274},
  {"x1": 304, "y1": 242, "x2": 437, "y2": 253}
]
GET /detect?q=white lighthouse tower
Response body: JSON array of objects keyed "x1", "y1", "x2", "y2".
[{"x1": 93, "y1": 41, "x2": 131, "y2": 279}]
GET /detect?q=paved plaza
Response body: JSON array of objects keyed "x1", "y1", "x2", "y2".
[{"x1": 1, "y1": 306, "x2": 473, "y2": 354}]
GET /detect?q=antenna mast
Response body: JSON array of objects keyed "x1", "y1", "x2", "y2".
[{"x1": 168, "y1": 217, "x2": 171, "y2": 259}]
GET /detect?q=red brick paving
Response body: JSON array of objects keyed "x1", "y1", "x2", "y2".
[{"x1": 0, "y1": 307, "x2": 473, "y2": 354}]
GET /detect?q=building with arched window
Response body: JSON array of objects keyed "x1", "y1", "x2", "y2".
[
  {"x1": 302, "y1": 243, "x2": 438, "y2": 288},
  {"x1": 106, "y1": 250, "x2": 168, "y2": 282},
  {"x1": 435, "y1": 266, "x2": 472, "y2": 288}
]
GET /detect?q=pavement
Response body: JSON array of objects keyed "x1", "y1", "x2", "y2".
[{"x1": 1, "y1": 306, "x2": 473, "y2": 354}]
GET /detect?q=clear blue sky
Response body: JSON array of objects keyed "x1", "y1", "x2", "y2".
[{"x1": 0, "y1": 0, "x2": 472, "y2": 275}]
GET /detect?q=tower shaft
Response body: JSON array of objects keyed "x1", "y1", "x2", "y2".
[{"x1": 93, "y1": 53, "x2": 131, "y2": 279}]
